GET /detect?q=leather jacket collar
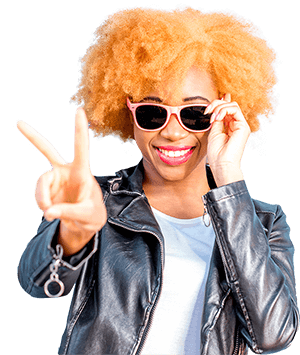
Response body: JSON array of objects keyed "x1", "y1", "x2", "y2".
[{"x1": 108, "y1": 159, "x2": 217, "y2": 192}]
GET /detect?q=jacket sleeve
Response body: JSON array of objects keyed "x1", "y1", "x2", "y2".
[
  {"x1": 202, "y1": 180, "x2": 299, "y2": 353},
  {"x1": 18, "y1": 217, "x2": 99, "y2": 298}
]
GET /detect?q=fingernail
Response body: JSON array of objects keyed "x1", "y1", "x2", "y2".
[{"x1": 204, "y1": 105, "x2": 211, "y2": 115}]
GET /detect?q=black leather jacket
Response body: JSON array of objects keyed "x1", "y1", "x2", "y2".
[{"x1": 18, "y1": 161, "x2": 299, "y2": 355}]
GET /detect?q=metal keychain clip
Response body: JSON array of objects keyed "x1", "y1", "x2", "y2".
[{"x1": 44, "y1": 245, "x2": 65, "y2": 298}]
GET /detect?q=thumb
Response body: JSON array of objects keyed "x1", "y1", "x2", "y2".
[
  {"x1": 44, "y1": 205, "x2": 61, "y2": 222},
  {"x1": 44, "y1": 203, "x2": 83, "y2": 222},
  {"x1": 44, "y1": 200, "x2": 97, "y2": 224}
]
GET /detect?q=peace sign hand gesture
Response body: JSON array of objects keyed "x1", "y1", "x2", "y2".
[{"x1": 17, "y1": 108, "x2": 107, "y2": 256}]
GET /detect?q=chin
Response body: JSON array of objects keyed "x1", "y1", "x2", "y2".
[{"x1": 155, "y1": 162, "x2": 200, "y2": 183}]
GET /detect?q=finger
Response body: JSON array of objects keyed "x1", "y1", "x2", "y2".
[
  {"x1": 204, "y1": 97, "x2": 227, "y2": 115},
  {"x1": 205, "y1": 93, "x2": 232, "y2": 115},
  {"x1": 35, "y1": 170, "x2": 55, "y2": 211},
  {"x1": 17, "y1": 121, "x2": 65, "y2": 166},
  {"x1": 206, "y1": 102, "x2": 232, "y2": 123},
  {"x1": 224, "y1": 93, "x2": 231, "y2": 102},
  {"x1": 213, "y1": 103, "x2": 245, "y2": 123},
  {"x1": 73, "y1": 108, "x2": 90, "y2": 170}
]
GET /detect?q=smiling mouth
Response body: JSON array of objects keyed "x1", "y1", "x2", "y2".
[
  {"x1": 157, "y1": 147, "x2": 192, "y2": 157},
  {"x1": 155, "y1": 146, "x2": 195, "y2": 165}
]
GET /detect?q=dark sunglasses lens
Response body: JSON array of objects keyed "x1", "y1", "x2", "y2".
[
  {"x1": 135, "y1": 105, "x2": 167, "y2": 129},
  {"x1": 181, "y1": 107, "x2": 212, "y2": 131}
]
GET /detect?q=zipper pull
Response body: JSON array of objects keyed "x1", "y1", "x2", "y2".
[
  {"x1": 44, "y1": 244, "x2": 65, "y2": 298},
  {"x1": 202, "y1": 197, "x2": 211, "y2": 227}
]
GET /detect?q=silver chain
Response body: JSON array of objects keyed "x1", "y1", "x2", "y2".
[{"x1": 44, "y1": 244, "x2": 65, "y2": 298}]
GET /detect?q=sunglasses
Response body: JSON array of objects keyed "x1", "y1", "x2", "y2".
[{"x1": 126, "y1": 98, "x2": 212, "y2": 132}]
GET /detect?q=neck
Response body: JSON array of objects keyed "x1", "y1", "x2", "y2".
[
  {"x1": 143, "y1": 157, "x2": 210, "y2": 194},
  {"x1": 142, "y1": 160, "x2": 210, "y2": 218}
]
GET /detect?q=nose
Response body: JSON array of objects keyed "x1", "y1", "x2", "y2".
[{"x1": 160, "y1": 114, "x2": 189, "y2": 141}]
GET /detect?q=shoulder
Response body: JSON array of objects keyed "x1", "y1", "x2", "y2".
[
  {"x1": 94, "y1": 174, "x2": 117, "y2": 194},
  {"x1": 94, "y1": 161, "x2": 144, "y2": 195}
]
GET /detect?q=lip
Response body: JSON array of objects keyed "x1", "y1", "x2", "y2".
[
  {"x1": 157, "y1": 145, "x2": 193, "y2": 151},
  {"x1": 155, "y1": 145, "x2": 195, "y2": 165}
]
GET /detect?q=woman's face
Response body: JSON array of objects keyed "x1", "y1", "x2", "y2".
[{"x1": 133, "y1": 66, "x2": 219, "y2": 184}]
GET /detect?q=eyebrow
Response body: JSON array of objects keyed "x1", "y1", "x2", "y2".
[
  {"x1": 141, "y1": 95, "x2": 210, "y2": 103},
  {"x1": 140, "y1": 96, "x2": 162, "y2": 103},
  {"x1": 183, "y1": 96, "x2": 210, "y2": 103}
]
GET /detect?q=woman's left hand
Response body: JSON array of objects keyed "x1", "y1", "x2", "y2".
[{"x1": 205, "y1": 93, "x2": 251, "y2": 187}]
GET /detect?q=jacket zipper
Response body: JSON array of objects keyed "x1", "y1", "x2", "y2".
[
  {"x1": 108, "y1": 219, "x2": 164, "y2": 355},
  {"x1": 135, "y1": 267, "x2": 163, "y2": 355},
  {"x1": 202, "y1": 195, "x2": 234, "y2": 281},
  {"x1": 232, "y1": 325, "x2": 241, "y2": 355},
  {"x1": 202, "y1": 196, "x2": 242, "y2": 355}
]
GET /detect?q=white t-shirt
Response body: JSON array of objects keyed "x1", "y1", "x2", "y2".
[{"x1": 141, "y1": 207, "x2": 216, "y2": 355}]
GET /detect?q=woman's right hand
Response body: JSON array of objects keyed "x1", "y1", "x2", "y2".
[{"x1": 17, "y1": 108, "x2": 107, "y2": 256}]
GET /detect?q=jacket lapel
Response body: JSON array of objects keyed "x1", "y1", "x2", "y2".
[{"x1": 108, "y1": 160, "x2": 224, "y2": 348}]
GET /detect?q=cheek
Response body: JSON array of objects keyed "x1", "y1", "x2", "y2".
[
  {"x1": 196, "y1": 132, "x2": 209, "y2": 150},
  {"x1": 133, "y1": 126, "x2": 155, "y2": 156},
  {"x1": 133, "y1": 125, "x2": 144, "y2": 149}
]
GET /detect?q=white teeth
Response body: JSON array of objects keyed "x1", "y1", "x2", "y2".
[{"x1": 158, "y1": 148, "x2": 191, "y2": 157}]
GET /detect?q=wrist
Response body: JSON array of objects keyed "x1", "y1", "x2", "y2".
[
  {"x1": 58, "y1": 221, "x2": 96, "y2": 256},
  {"x1": 210, "y1": 164, "x2": 244, "y2": 187}
]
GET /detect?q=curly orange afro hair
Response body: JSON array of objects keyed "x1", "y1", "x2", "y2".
[{"x1": 71, "y1": 8, "x2": 276, "y2": 140}]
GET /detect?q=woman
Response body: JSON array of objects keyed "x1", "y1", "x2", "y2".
[{"x1": 18, "y1": 8, "x2": 298, "y2": 355}]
